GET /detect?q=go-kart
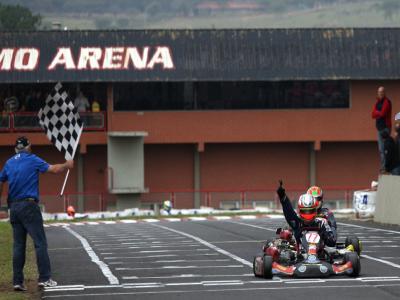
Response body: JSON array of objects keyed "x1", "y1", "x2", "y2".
[{"x1": 253, "y1": 227, "x2": 361, "y2": 279}]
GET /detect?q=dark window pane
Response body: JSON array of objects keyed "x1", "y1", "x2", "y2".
[{"x1": 113, "y1": 81, "x2": 350, "y2": 111}]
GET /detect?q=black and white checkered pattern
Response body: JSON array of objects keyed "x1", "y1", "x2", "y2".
[{"x1": 38, "y1": 82, "x2": 82, "y2": 160}]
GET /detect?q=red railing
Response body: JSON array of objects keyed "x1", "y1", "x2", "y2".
[
  {"x1": 0, "y1": 111, "x2": 106, "y2": 132},
  {"x1": 38, "y1": 186, "x2": 364, "y2": 213}
]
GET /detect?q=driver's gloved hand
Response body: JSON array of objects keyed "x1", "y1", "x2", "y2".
[{"x1": 315, "y1": 217, "x2": 331, "y2": 231}]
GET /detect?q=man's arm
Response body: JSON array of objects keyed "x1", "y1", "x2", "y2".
[
  {"x1": 315, "y1": 217, "x2": 336, "y2": 247},
  {"x1": 47, "y1": 160, "x2": 74, "y2": 174},
  {"x1": 372, "y1": 99, "x2": 391, "y2": 119}
]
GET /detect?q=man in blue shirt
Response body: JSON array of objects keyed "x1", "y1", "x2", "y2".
[{"x1": 0, "y1": 136, "x2": 73, "y2": 291}]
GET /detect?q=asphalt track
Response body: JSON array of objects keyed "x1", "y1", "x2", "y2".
[{"x1": 42, "y1": 217, "x2": 400, "y2": 299}]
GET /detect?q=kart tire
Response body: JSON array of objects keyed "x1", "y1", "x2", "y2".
[
  {"x1": 253, "y1": 256, "x2": 261, "y2": 277},
  {"x1": 263, "y1": 255, "x2": 273, "y2": 279},
  {"x1": 345, "y1": 236, "x2": 362, "y2": 255},
  {"x1": 345, "y1": 252, "x2": 361, "y2": 277}
]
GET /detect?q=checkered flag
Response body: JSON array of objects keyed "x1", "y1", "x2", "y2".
[{"x1": 38, "y1": 82, "x2": 83, "y2": 160}]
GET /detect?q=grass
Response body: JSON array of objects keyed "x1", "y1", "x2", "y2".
[{"x1": 0, "y1": 222, "x2": 41, "y2": 300}]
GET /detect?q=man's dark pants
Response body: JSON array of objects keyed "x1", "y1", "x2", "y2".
[{"x1": 10, "y1": 201, "x2": 51, "y2": 285}]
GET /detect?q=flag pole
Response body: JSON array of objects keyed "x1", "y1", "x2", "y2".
[{"x1": 60, "y1": 124, "x2": 84, "y2": 196}]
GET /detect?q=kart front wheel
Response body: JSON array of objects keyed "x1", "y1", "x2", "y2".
[
  {"x1": 345, "y1": 236, "x2": 362, "y2": 255},
  {"x1": 253, "y1": 256, "x2": 261, "y2": 277},
  {"x1": 345, "y1": 252, "x2": 361, "y2": 277},
  {"x1": 263, "y1": 255, "x2": 273, "y2": 279}
]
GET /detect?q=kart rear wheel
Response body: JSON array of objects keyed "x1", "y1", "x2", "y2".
[
  {"x1": 345, "y1": 252, "x2": 361, "y2": 277},
  {"x1": 263, "y1": 255, "x2": 273, "y2": 279},
  {"x1": 345, "y1": 236, "x2": 362, "y2": 255}
]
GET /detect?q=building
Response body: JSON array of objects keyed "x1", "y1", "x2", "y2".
[{"x1": 0, "y1": 28, "x2": 398, "y2": 212}]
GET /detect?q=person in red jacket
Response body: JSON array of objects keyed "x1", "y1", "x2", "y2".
[{"x1": 372, "y1": 86, "x2": 392, "y2": 172}]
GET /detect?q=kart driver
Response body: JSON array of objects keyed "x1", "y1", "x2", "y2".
[
  {"x1": 307, "y1": 186, "x2": 337, "y2": 243},
  {"x1": 277, "y1": 181, "x2": 336, "y2": 247}
]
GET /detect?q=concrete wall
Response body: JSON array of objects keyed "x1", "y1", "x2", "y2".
[
  {"x1": 316, "y1": 142, "x2": 379, "y2": 188},
  {"x1": 200, "y1": 143, "x2": 310, "y2": 190},
  {"x1": 374, "y1": 175, "x2": 400, "y2": 225}
]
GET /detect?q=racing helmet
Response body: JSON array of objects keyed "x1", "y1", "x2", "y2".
[
  {"x1": 297, "y1": 194, "x2": 318, "y2": 223},
  {"x1": 307, "y1": 186, "x2": 323, "y2": 208}
]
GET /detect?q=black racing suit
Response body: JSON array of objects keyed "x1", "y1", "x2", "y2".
[
  {"x1": 317, "y1": 207, "x2": 337, "y2": 243},
  {"x1": 279, "y1": 194, "x2": 336, "y2": 247}
]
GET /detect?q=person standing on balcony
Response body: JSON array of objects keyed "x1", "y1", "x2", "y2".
[
  {"x1": 0, "y1": 136, "x2": 74, "y2": 291},
  {"x1": 91, "y1": 99, "x2": 100, "y2": 112},
  {"x1": 74, "y1": 91, "x2": 90, "y2": 112},
  {"x1": 372, "y1": 86, "x2": 392, "y2": 173}
]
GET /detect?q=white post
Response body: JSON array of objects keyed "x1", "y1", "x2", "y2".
[{"x1": 60, "y1": 125, "x2": 84, "y2": 196}]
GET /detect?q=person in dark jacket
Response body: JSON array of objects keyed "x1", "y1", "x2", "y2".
[
  {"x1": 381, "y1": 130, "x2": 400, "y2": 174},
  {"x1": 392, "y1": 114, "x2": 400, "y2": 175},
  {"x1": 372, "y1": 86, "x2": 392, "y2": 172},
  {"x1": 276, "y1": 181, "x2": 336, "y2": 248}
]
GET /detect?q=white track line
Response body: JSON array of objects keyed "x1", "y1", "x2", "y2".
[
  {"x1": 238, "y1": 215, "x2": 257, "y2": 219},
  {"x1": 265, "y1": 215, "x2": 285, "y2": 219},
  {"x1": 122, "y1": 273, "x2": 254, "y2": 280},
  {"x1": 226, "y1": 220, "x2": 276, "y2": 232},
  {"x1": 116, "y1": 265, "x2": 243, "y2": 271},
  {"x1": 151, "y1": 224, "x2": 253, "y2": 267},
  {"x1": 213, "y1": 216, "x2": 232, "y2": 220},
  {"x1": 142, "y1": 219, "x2": 160, "y2": 223},
  {"x1": 362, "y1": 254, "x2": 400, "y2": 269},
  {"x1": 188, "y1": 217, "x2": 207, "y2": 221},
  {"x1": 101, "y1": 221, "x2": 117, "y2": 224},
  {"x1": 42, "y1": 283, "x2": 400, "y2": 298},
  {"x1": 120, "y1": 220, "x2": 137, "y2": 223},
  {"x1": 64, "y1": 227, "x2": 119, "y2": 285},
  {"x1": 337, "y1": 222, "x2": 400, "y2": 234}
]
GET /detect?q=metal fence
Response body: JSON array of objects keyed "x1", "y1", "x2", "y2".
[{"x1": 39, "y1": 188, "x2": 358, "y2": 213}]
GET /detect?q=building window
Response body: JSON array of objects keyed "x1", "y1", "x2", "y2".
[
  {"x1": 113, "y1": 80, "x2": 350, "y2": 111},
  {"x1": 0, "y1": 82, "x2": 107, "y2": 113}
]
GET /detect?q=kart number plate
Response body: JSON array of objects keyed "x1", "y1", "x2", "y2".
[{"x1": 305, "y1": 232, "x2": 320, "y2": 244}]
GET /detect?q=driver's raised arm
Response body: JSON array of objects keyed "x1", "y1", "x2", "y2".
[{"x1": 277, "y1": 182, "x2": 300, "y2": 230}]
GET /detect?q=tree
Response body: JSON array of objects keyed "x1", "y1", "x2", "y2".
[{"x1": 0, "y1": 4, "x2": 41, "y2": 30}]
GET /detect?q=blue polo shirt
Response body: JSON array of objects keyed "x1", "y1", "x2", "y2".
[{"x1": 0, "y1": 151, "x2": 49, "y2": 203}]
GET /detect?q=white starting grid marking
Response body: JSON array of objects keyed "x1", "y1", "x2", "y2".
[
  {"x1": 64, "y1": 227, "x2": 119, "y2": 285},
  {"x1": 44, "y1": 276, "x2": 400, "y2": 293},
  {"x1": 48, "y1": 217, "x2": 400, "y2": 297},
  {"x1": 116, "y1": 265, "x2": 244, "y2": 271},
  {"x1": 150, "y1": 223, "x2": 253, "y2": 267}
]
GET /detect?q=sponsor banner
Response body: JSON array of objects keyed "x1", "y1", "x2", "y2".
[{"x1": 0, "y1": 29, "x2": 400, "y2": 82}]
